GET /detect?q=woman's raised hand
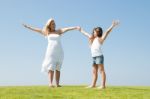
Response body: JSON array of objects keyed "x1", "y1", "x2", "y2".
[{"x1": 22, "y1": 23, "x2": 29, "y2": 28}]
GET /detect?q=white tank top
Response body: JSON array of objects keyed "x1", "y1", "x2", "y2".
[{"x1": 91, "y1": 37, "x2": 103, "y2": 57}]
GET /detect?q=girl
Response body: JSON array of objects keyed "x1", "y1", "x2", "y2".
[
  {"x1": 23, "y1": 18, "x2": 80, "y2": 87},
  {"x1": 79, "y1": 20, "x2": 119, "y2": 89}
]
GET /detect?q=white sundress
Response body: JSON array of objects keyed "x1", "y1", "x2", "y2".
[{"x1": 41, "y1": 34, "x2": 64, "y2": 72}]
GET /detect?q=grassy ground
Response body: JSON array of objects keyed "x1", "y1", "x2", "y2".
[{"x1": 0, "y1": 86, "x2": 150, "y2": 99}]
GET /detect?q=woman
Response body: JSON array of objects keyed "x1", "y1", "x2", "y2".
[
  {"x1": 79, "y1": 20, "x2": 119, "y2": 89},
  {"x1": 23, "y1": 18, "x2": 80, "y2": 87}
]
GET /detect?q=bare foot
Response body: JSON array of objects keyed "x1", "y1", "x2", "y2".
[
  {"x1": 49, "y1": 84, "x2": 55, "y2": 88},
  {"x1": 97, "y1": 86, "x2": 106, "y2": 89},
  {"x1": 86, "y1": 85, "x2": 96, "y2": 88},
  {"x1": 56, "y1": 85, "x2": 62, "y2": 87}
]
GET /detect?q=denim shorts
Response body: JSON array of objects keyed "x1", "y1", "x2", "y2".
[{"x1": 92, "y1": 55, "x2": 104, "y2": 65}]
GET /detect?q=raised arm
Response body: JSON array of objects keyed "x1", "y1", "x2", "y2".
[
  {"x1": 22, "y1": 24, "x2": 45, "y2": 36},
  {"x1": 58, "y1": 26, "x2": 80, "y2": 34},
  {"x1": 80, "y1": 28, "x2": 91, "y2": 38},
  {"x1": 100, "y1": 20, "x2": 119, "y2": 44}
]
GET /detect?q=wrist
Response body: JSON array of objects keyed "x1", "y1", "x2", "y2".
[{"x1": 112, "y1": 24, "x2": 115, "y2": 28}]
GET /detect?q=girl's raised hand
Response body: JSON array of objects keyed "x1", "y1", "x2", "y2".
[
  {"x1": 112, "y1": 20, "x2": 120, "y2": 27},
  {"x1": 76, "y1": 26, "x2": 81, "y2": 31}
]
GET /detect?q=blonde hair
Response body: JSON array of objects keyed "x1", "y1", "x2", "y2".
[{"x1": 42, "y1": 18, "x2": 54, "y2": 36}]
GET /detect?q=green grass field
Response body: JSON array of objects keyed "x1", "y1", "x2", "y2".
[{"x1": 0, "y1": 86, "x2": 150, "y2": 99}]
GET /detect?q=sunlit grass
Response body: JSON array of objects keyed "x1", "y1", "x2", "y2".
[{"x1": 0, "y1": 86, "x2": 150, "y2": 99}]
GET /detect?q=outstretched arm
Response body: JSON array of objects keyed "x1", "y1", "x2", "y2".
[
  {"x1": 100, "y1": 20, "x2": 119, "y2": 44},
  {"x1": 79, "y1": 28, "x2": 91, "y2": 38},
  {"x1": 22, "y1": 24, "x2": 45, "y2": 36},
  {"x1": 58, "y1": 26, "x2": 80, "y2": 34}
]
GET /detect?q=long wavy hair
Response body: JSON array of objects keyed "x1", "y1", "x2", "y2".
[
  {"x1": 90, "y1": 27, "x2": 103, "y2": 44},
  {"x1": 42, "y1": 18, "x2": 54, "y2": 36}
]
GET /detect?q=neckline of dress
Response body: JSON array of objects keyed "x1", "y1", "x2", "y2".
[{"x1": 47, "y1": 33, "x2": 60, "y2": 36}]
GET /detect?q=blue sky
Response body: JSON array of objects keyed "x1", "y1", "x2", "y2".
[{"x1": 0, "y1": 0, "x2": 150, "y2": 86}]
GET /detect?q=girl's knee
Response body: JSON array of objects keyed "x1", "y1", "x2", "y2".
[
  {"x1": 99, "y1": 68, "x2": 105, "y2": 73},
  {"x1": 93, "y1": 69, "x2": 98, "y2": 74}
]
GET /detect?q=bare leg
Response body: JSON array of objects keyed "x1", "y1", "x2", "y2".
[
  {"x1": 98, "y1": 64, "x2": 106, "y2": 89},
  {"x1": 48, "y1": 70, "x2": 54, "y2": 87},
  {"x1": 55, "y1": 70, "x2": 61, "y2": 87},
  {"x1": 87, "y1": 64, "x2": 98, "y2": 88}
]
